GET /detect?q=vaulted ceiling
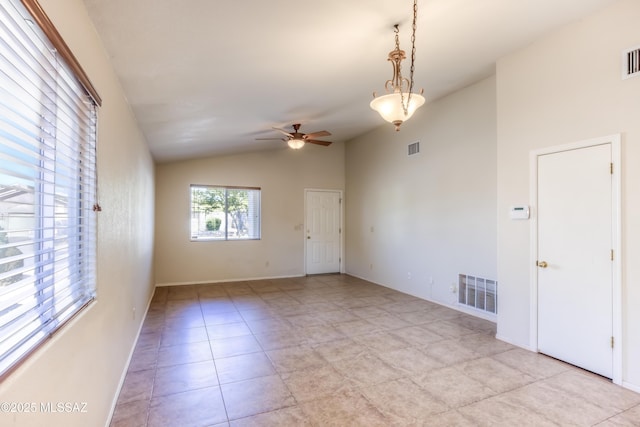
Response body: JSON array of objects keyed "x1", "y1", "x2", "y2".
[{"x1": 82, "y1": 0, "x2": 617, "y2": 162}]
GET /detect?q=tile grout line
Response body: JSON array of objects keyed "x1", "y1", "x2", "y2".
[
  {"x1": 199, "y1": 289, "x2": 233, "y2": 425},
  {"x1": 124, "y1": 276, "x2": 639, "y2": 426}
]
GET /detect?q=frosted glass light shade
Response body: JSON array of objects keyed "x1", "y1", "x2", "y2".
[
  {"x1": 370, "y1": 92, "x2": 425, "y2": 128},
  {"x1": 288, "y1": 138, "x2": 305, "y2": 149}
]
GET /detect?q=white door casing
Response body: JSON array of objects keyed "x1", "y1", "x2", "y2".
[
  {"x1": 530, "y1": 134, "x2": 621, "y2": 384},
  {"x1": 305, "y1": 190, "x2": 342, "y2": 275}
]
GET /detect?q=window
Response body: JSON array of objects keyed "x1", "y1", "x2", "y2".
[
  {"x1": 0, "y1": 0, "x2": 99, "y2": 377},
  {"x1": 190, "y1": 185, "x2": 260, "y2": 241}
]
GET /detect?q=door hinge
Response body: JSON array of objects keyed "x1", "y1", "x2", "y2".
[
  {"x1": 339, "y1": 228, "x2": 342, "y2": 234},
  {"x1": 610, "y1": 163, "x2": 613, "y2": 175},
  {"x1": 611, "y1": 250, "x2": 614, "y2": 261},
  {"x1": 339, "y1": 198, "x2": 342, "y2": 204},
  {"x1": 611, "y1": 336, "x2": 614, "y2": 348}
]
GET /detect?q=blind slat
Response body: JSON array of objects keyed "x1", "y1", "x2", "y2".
[{"x1": 0, "y1": 0, "x2": 98, "y2": 378}]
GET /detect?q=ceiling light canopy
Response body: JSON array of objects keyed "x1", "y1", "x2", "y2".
[{"x1": 370, "y1": 0, "x2": 425, "y2": 131}]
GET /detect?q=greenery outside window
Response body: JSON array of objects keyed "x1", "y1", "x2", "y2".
[{"x1": 190, "y1": 185, "x2": 260, "y2": 241}]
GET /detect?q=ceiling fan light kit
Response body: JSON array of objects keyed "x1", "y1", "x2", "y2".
[
  {"x1": 370, "y1": 0, "x2": 425, "y2": 131},
  {"x1": 287, "y1": 138, "x2": 305, "y2": 149},
  {"x1": 256, "y1": 123, "x2": 333, "y2": 149}
]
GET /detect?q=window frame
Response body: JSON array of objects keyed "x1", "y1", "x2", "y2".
[
  {"x1": 0, "y1": 0, "x2": 100, "y2": 379},
  {"x1": 19, "y1": 0, "x2": 101, "y2": 106},
  {"x1": 190, "y1": 184, "x2": 261, "y2": 242}
]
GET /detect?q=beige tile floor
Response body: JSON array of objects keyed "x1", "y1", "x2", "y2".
[{"x1": 110, "y1": 274, "x2": 640, "y2": 427}]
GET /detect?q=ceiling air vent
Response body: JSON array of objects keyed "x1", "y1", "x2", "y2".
[
  {"x1": 622, "y1": 46, "x2": 640, "y2": 79},
  {"x1": 408, "y1": 141, "x2": 420, "y2": 156}
]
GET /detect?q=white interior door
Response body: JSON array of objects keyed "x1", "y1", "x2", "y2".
[
  {"x1": 537, "y1": 143, "x2": 613, "y2": 378},
  {"x1": 305, "y1": 190, "x2": 341, "y2": 275}
]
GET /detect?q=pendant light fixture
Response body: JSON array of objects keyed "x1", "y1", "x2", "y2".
[{"x1": 370, "y1": 0, "x2": 425, "y2": 131}]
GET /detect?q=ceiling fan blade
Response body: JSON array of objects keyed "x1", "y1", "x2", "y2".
[
  {"x1": 256, "y1": 137, "x2": 286, "y2": 141},
  {"x1": 306, "y1": 139, "x2": 332, "y2": 146},
  {"x1": 272, "y1": 127, "x2": 294, "y2": 137},
  {"x1": 304, "y1": 130, "x2": 331, "y2": 139}
]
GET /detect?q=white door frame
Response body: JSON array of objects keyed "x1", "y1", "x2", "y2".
[
  {"x1": 304, "y1": 188, "x2": 345, "y2": 275},
  {"x1": 529, "y1": 134, "x2": 621, "y2": 384}
]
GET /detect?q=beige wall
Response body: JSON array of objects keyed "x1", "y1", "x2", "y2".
[
  {"x1": 345, "y1": 76, "x2": 497, "y2": 312},
  {"x1": 496, "y1": 0, "x2": 640, "y2": 390},
  {"x1": 0, "y1": 0, "x2": 156, "y2": 426},
  {"x1": 154, "y1": 143, "x2": 345, "y2": 285},
  {"x1": 3, "y1": 1, "x2": 638, "y2": 425}
]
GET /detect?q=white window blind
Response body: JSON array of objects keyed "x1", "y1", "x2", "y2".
[
  {"x1": 190, "y1": 185, "x2": 261, "y2": 241},
  {"x1": 0, "y1": 0, "x2": 98, "y2": 377}
]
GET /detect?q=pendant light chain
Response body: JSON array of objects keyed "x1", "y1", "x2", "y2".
[
  {"x1": 400, "y1": 0, "x2": 419, "y2": 117},
  {"x1": 408, "y1": 0, "x2": 418, "y2": 103},
  {"x1": 394, "y1": 25, "x2": 400, "y2": 51}
]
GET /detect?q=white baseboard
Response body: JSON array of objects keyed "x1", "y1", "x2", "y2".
[
  {"x1": 449, "y1": 303, "x2": 497, "y2": 322},
  {"x1": 346, "y1": 272, "x2": 497, "y2": 323},
  {"x1": 622, "y1": 381, "x2": 640, "y2": 394},
  {"x1": 494, "y1": 334, "x2": 536, "y2": 352},
  {"x1": 155, "y1": 274, "x2": 306, "y2": 287},
  {"x1": 104, "y1": 289, "x2": 155, "y2": 427}
]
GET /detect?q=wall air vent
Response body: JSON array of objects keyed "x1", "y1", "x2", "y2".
[
  {"x1": 623, "y1": 46, "x2": 640, "y2": 79},
  {"x1": 408, "y1": 141, "x2": 420, "y2": 156},
  {"x1": 458, "y1": 274, "x2": 497, "y2": 314}
]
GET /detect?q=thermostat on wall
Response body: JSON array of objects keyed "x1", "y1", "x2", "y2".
[{"x1": 509, "y1": 206, "x2": 530, "y2": 220}]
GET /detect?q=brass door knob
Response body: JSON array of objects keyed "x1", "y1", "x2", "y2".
[{"x1": 537, "y1": 261, "x2": 548, "y2": 268}]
